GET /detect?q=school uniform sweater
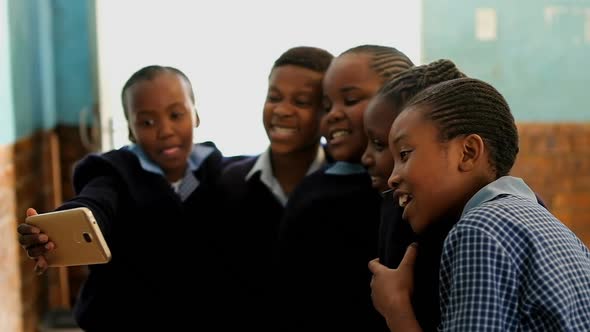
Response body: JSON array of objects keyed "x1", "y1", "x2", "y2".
[
  {"x1": 216, "y1": 147, "x2": 326, "y2": 331},
  {"x1": 58, "y1": 142, "x2": 225, "y2": 331},
  {"x1": 277, "y1": 162, "x2": 387, "y2": 332},
  {"x1": 377, "y1": 192, "x2": 415, "y2": 269},
  {"x1": 218, "y1": 155, "x2": 284, "y2": 310}
]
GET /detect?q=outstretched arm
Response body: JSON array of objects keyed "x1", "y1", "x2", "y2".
[{"x1": 17, "y1": 175, "x2": 121, "y2": 274}]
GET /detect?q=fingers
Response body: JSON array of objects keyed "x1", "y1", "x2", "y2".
[
  {"x1": 399, "y1": 242, "x2": 418, "y2": 269},
  {"x1": 17, "y1": 222, "x2": 41, "y2": 235},
  {"x1": 20, "y1": 208, "x2": 50, "y2": 275},
  {"x1": 19, "y1": 208, "x2": 52, "y2": 250},
  {"x1": 18, "y1": 208, "x2": 42, "y2": 245},
  {"x1": 18, "y1": 231, "x2": 49, "y2": 248},
  {"x1": 368, "y1": 257, "x2": 386, "y2": 274},
  {"x1": 25, "y1": 241, "x2": 55, "y2": 258},
  {"x1": 26, "y1": 207, "x2": 38, "y2": 217},
  {"x1": 34, "y1": 256, "x2": 49, "y2": 275}
]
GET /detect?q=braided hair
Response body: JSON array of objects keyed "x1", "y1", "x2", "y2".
[
  {"x1": 121, "y1": 65, "x2": 195, "y2": 119},
  {"x1": 272, "y1": 46, "x2": 334, "y2": 73},
  {"x1": 378, "y1": 59, "x2": 465, "y2": 111},
  {"x1": 406, "y1": 77, "x2": 518, "y2": 177},
  {"x1": 341, "y1": 45, "x2": 414, "y2": 81}
]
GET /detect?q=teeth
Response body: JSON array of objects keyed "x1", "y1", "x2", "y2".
[
  {"x1": 162, "y1": 147, "x2": 180, "y2": 156},
  {"x1": 273, "y1": 127, "x2": 296, "y2": 134},
  {"x1": 331, "y1": 130, "x2": 349, "y2": 139},
  {"x1": 399, "y1": 194, "x2": 410, "y2": 207}
]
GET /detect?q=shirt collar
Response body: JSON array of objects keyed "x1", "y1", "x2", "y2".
[
  {"x1": 461, "y1": 176, "x2": 537, "y2": 218},
  {"x1": 125, "y1": 144, "x2": 214, "y2": 201},
  {"x1": 325, "y1": 161, "x2": 367, "y2": 175},
  {"x1": 245, "y1": 145, "x2": 327, "y2": 206},
  {"x1": 306, "y1": 145, "x2": 327, "y2": 176},
  {"x1": 126, "y1": 144, "x2": 213, "y2": 174}
]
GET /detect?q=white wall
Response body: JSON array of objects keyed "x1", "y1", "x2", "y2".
[{"x1": 96, "y1": 0, "x2": 422, "y2": 156}]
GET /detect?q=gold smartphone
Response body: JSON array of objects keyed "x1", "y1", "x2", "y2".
[{"x1": 25, "y1": 207, "x2": 112, "y2": 267}]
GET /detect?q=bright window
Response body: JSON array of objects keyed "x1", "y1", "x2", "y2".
[{"x1": 95, "y1": 0, "x2": 422, "y2": 156}]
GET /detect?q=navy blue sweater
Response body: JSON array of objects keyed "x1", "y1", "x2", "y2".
[
  {"x1": 59, "y1": 142, "x2": 225, "y2": 331},
  {"x1": 215, "y1": 156, "x2": 286, "y2": 330},
  {"x1": 377, "y1": 191, "x2": 415, "y2": 269},
  {"x1": 277, "y1": 166, "x2": 387, "y2": 332}
]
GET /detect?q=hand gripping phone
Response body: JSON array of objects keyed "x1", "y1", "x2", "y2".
[{"x1": 25, "y1": 207, "x2": 112, "y2": 267}]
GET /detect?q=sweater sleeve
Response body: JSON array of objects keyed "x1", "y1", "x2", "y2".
[{"x1": 57, "y1": 153, "x2": 128, "y2": 245}]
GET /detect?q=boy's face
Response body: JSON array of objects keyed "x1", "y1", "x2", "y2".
[
  {"x1": 362, "y1": 96, "x2": 396, "y2": 192},
  {"x1": 321, "y1": 53, "x2": 383, "y2": 162},
  {"x1": 263, "y1": 65, "x2": 325, "y2": 155},
  {"x1": 125, "y1": 72, "x2": 197, "y2": 182},
  {"x1": 387, "y1": 106, "x2": 468, "y2": 234}
]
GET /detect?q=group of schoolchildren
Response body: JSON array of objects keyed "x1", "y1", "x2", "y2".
[{"x1": 18, "y1": 44, "x2": 590, "y2": 331}]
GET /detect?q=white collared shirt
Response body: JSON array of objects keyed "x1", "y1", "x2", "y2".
[
  {"x1": 126, "y1": 144, "x2": 214, "y2": 201},
  {"x1": 245, "y1": 146, "x2": 326, "y2": 206}
]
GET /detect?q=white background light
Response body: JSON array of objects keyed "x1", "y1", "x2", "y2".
[{"x1": 96, "y1": 0, "x2": 422, "y2": 156}]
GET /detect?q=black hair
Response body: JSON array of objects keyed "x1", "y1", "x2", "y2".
[
  {"x1": 272, "y1": 46, "x2": 334, "y2": 73},
  {"x1": 340, "y1": 45, "x2": 414, "y2": 81},
  {"x1": 121, "y1": 65, "x2": 195, "y2": 119},
  {"x1": 405, "y1": 77, "x2": 518, "y2": 177},
  {"x1": 378, "y1": 59, "x2": 466, "y2": 112}
]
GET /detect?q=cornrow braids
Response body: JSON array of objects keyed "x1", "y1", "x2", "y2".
[
  {"x1": 378, "y1": 59, "x2": 466, "y2": 111},
  {"x1": 121, "y1": 65, "x2": 195, "y2": 119},
  {"x1": 406, "y1": 77, "x2": 518, "y2": 177},
  {"x1": 341, "y1": 44, "x2": 414, "y2": 81},
  {"x1": 272, "y1": 46, "x2": 334, "y2": 73}
]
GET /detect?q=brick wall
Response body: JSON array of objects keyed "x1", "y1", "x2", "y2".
[
  {"x1": 56, "y1": 125, "x2": 92, "y2": 202},
  {"x1": 0, "y1": 143, "x2": 22, "y2": 332},
  {"x1": 14, "y1": 130, "x2": 62, "y2": 332},
  {"x1": 0, "y1": 128, "x2": 60, "y2": 332},
  {"x1": 512, "y1": 123, "x2": 590, "y2": 246},
  {"x1": 2, "y1": 125, "x2": 92, "y2": 332}
]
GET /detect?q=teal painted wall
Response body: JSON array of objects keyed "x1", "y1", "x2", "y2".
[
  {"x1": 2, "y1": 0, "x2": 95, "y2": 143},
  {"x1": 39, "y1": 0, "x2": 57, "y2": 130},
  {"x1": 53, "y1": 0, "x2": 95, "y2": 125},
  {"x1": 423, "y1": 0, "x2": 590, "y2": 121},
  {"x1": 0, "y1": 0, "x2": 15, "y2": 144},
  {"x1": 8, "y1": 0, "x2": 55, "y2": 138}
]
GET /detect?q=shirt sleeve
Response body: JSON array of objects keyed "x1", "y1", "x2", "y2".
[{"x1": 438, "y1": 224, "x2": 519, "y2": 331}]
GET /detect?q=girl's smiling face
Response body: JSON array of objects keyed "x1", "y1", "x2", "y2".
[
  {"x1": 387, "y1": 106, "x2": 468, "y2": 234},
  {"x1": 125, "y1": 72, "x2": 197, "y2": 182},
  {"x1": 321, "y1": 53, "x2": 384, "y2": 163},
  {"x1": 362, "y1": 95, "x2": 397, "y2": 192},
  {"x1": 263, "y1": 65, "x2": 325, "y2": 155}
]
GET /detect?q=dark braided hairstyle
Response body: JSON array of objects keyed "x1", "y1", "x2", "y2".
[
  {"x1": 121, "y1": 65, "x2": 195, "y2": 120},
  {"x1": 405, "y1": 77, "x2": 518, "y2": 178},
  {"x1": 271, "y1": 46, "x2": 334, "y2": 73},
  {"x1": 378, "y1": 59, "x2": 465, "y2": 113},
  {"x1": 341, "y1": 45, "x2": 414, "y2": 81}
]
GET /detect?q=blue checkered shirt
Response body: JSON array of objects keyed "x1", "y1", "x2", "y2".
[{"x1": 439, "y1": 176, "x2": 590, "y2": 331}]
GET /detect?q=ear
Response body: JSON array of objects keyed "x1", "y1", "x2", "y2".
[
  {"x1": 128, "y1": 127, "x2": 136, "y2": 143},
  {"x1": 194, "y1": 111, "x2": 200, "y2": 128},
  {"x1": 458, "y1": 134, "x2": 485, "y2": 172}
]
